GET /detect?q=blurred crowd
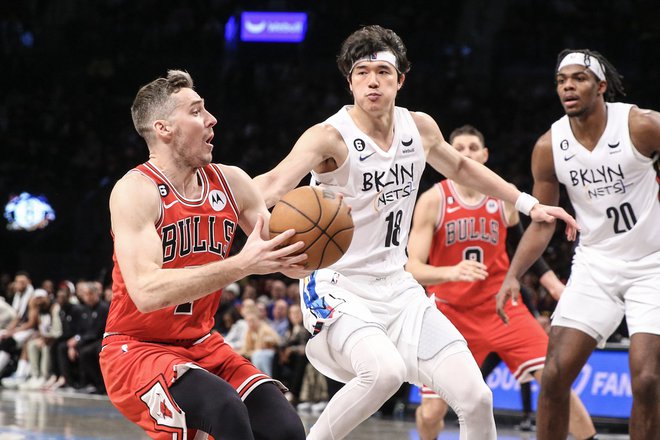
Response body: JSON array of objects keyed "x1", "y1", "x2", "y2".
[
  {"x1": 0, "y1": 268, "x2": 629, "y2": 407},
  {"x1": 0, "y1": 270, "x2": 336, "y2": 412}
]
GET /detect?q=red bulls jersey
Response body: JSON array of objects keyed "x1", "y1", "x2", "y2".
[
  {"x1": 106, "y1": 162, "x2": 239, "y2": 342},
  {"x1": 426, "y1": 180, "x2": 510, "y2": 308}
]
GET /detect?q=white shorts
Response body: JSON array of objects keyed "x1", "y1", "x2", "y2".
[
  {"x1": 552, "y1": 247, "x2": 660, "y2": 347},
  {"x1": 300, "y1": 269, "x2": 464, "y2": 384}
]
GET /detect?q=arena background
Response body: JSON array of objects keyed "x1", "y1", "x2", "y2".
[{"x1": 2, "y1": 0, "x2": 659, "y2": 285}]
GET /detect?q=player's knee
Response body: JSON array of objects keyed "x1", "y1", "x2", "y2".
[
  {"x1": 461, "y1": 381, "x2": 492, "y2": 420},
  {"x1": 204, "y1": 393, "x2": 250, "y2": 430},
  {"x1": 631, "y1": 370, "x2": 659, "y2": 405},
  {"x1": 267, "y1": 407, "x2": 306, "y2": 440},
  {"x1": 540, "y1": 358, "x2": 564, "y2": 388},
  {"x1": 370, "y1": 356, "x2": 406, "y2": 392},
  {"x1": 419, "y1": 400, "x2": 446, "y2": 425}
]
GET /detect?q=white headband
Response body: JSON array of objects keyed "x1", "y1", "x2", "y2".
[
  {"x1": 557, "y1": 52, "x2": 605, "y2": 81},
  {"x1": 349, "y1": 51, "x2": 400, "y2": 75}
]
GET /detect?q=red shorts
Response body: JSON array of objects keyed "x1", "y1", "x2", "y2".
[
  {"x1": 100, "y1": 332, "x2": 273, "y2": 440},
  {"x1": 440, "y1": 298, "x2": 548, "y2": 381}
]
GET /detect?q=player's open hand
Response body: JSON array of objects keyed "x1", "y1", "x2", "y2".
[
  {"x1": 450, "y1": 260, "x2": 488, "y2": 282},
  {"x1": 240, "y1": 214, "x2": 308, "y2": 275},
  {"x1": 529, "y1": 204, "x2": 579, "y2": 241},
  {"x1": 496, "y1": 275, "x2": 521, "y2": 324}
]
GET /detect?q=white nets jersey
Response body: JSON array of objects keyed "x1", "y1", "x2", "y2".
[
  {"x1": 311, "y1": 106, "x2": 426, "y2": 277},
  {"x1": 551, "y1": 102, "x2": 660, "y2": 260}
]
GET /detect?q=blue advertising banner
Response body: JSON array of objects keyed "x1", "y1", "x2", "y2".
[
  {"x1": 240, "y1": 12, "x2": 307, "y2": 43},
  {"x1": 409, "y1": 349, "x2": 632, "y2": 419}
]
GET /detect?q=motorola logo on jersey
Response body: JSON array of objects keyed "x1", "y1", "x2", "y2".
[
  {"x1": 208, "y1": 189, "x2": 227, "y2": 211},
  {"x1": 560, "y1": 139, "x2": 569, "y2": 151},
  {"x1": 401, "y1": 138, "x2": 413, "y2": 147},
  {"x1": 353, "y1": 138, "x2": 366, "y2": 151}
]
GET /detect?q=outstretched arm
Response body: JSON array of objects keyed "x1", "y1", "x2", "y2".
[
  {"x1": 111, "y1": 172, "x2": 306, "y2": 313},
  {"x1": 406, "y1": 186, "x2": 487, "y2": 285},
  {"x1": 224, "y1": 164, "x2": 311, "y2": 279},
  {"x1": 254, "y1": 123, "x2": 345, "y2": 208},
  {"x1": 415, "y1": 112, "x2": 577, "y2": 239},
  {"x1": 496, "y1": 132, "x2": 563, "y2": 323}
]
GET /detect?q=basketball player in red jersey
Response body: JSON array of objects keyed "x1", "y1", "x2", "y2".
[
  {"x1": 100, "y1": 70, "x2": 307, "y2": 440},
  {"x1": 407, "y1": 125, "x2": 596, "y2": 440}
]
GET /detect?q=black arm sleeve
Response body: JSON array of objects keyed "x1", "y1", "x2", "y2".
[{"x1": 506, "y1": 222, "x2": 552, "y2": 278}]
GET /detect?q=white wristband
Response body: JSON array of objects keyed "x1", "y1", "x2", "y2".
[{"x1": 515, "y1": 192, "x2": 539, "y2": 216}]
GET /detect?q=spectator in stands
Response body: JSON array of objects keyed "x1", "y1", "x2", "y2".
[
  {"x1": 20, "y1": 290, "x2": 63, "y2": 390},
  {"x1": 274, "y1": 304, "x2": 310, "y2": 405},
  {"x1": 270, "y1": 299, "x2": 290, "y2": 339},
  {"x1": 73, "y1": 282, "x2": 109, "y2": 393},
  {"x1": 0, "y1": 272, "x2": 38, "y2": 384},
  {"x1": 45, "y1": 282, "x2": 80, "y2": 390},
  {"x1": 239, "y1": 309, "x2": 280, "y2": 377},
  {"x1": 223, "y1": 298, "x2": 256, "y2": 350}
]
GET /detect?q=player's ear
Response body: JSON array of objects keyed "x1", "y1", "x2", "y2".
[
  {"x1": 597, "y1": 80, "x2": 607, "y2": 97},
  {"x1": 153, "y1": 119, "x2": 172, "y2": 139},
  {"x1": 397, "y1": 73, "x2": 405, "y2": 90}
]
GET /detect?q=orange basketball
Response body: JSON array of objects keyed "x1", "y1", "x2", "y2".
[{"x1": 269, "y1": 186, "x2": 354, "y2": 270}]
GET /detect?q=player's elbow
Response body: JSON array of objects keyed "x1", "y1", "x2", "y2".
[
  {"x1": 404, "y1": 259, "x2": 422, "y2": 279},
  {"x1": 254, "y1": 173, "x2": 278, "y2": 207},
  {"x1": 128, "y1": 289, "x2": 163, "y2": 314}
]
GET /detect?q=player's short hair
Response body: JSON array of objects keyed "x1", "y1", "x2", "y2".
[
  {"x1": 131, "y1": 70, "x2": 194, "y2": 140},
  {"x1": 449, "y1": 125, "x2": 485, "y2": 147},
  {"x1": 556, "y1": 49, "x2": 625, "y2": 101},
  {"x1": 337, "y1": 25, "x2": 411, "y2": 78}
]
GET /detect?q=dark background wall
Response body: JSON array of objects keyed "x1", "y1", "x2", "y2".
[{"x1": 1, "y1": 0, "x2": 659, "y2": 285}]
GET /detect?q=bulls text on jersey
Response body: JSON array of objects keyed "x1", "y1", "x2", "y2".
[
  {"x1": 161, "y1": 215, "x2": 236, "y2": 262},
  {"x1": 445, "y1": 217, "x2": 500, "y2": 246}
]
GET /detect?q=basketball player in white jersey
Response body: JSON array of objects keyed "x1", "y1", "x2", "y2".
[
  {"x1": 497, "y1": 49, "x2": 660, "y2": 439},
  {"x1": 256, "y1": 26, "x2": 578, "y2": 440}
]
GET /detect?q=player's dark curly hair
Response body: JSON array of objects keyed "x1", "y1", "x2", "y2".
[
  {"x1": 336, "y1": 25, "x2": 411, "y2": 78},
  {"x1": 556, "y1": 49, "x2": 625, "y2": 101}
]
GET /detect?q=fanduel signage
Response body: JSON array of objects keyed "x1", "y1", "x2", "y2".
[
  {"x1": 240, "y1": 12, "x2": 307, "y2": 43},
  {"x1": 409, "y1": 348, "x2": 632, "y2": 419}
]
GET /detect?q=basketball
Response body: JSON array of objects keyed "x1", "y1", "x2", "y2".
[{"x1": 269, "y1": 186, "x2": 354, "y2": 270}]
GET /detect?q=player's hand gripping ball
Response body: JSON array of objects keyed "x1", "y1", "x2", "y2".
[{"x1": 269, "y1": 186, "x2": 354, "y2": 270}]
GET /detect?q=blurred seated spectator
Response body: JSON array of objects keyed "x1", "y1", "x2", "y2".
[
  {"x1": 297, "y1": 363, "x2": 329, "y2": 414},
  {"x1": 0, "y1": 272, "x2": 39, "y2": 384},
  {"x1": 285, "y1": 281, "x2": 300, "y2": 305},
  {"x1": 75, "y1": 282, "x2": 109, "y2": 393},
  {"x1": 54, "y1": 281, "x2": 108, "y2": 392},
  {"x1": 273, "y1": 304, "x2": 309, "y2": 405},
  {"x1": 213, "y1": 282, "x2": 241, "y2": 334},
  {"x1": 20, "y1": 290, "x2": 63, "y2": 390},
  {"x1": 270, "y1": 299, "x2": 290, "y2": 339},
  {"x1": 239, "y1": 309, "x2": 280, "y2": 377},
  {"x1": 223, "y1": 298, "x2": 256, "y2": 350},
  {"x1": 0, "y1": 297, "x2": 17, "y2": 330},
  {"x1": 44, "y1": 282, "x2": 80, "y2": 390}
]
